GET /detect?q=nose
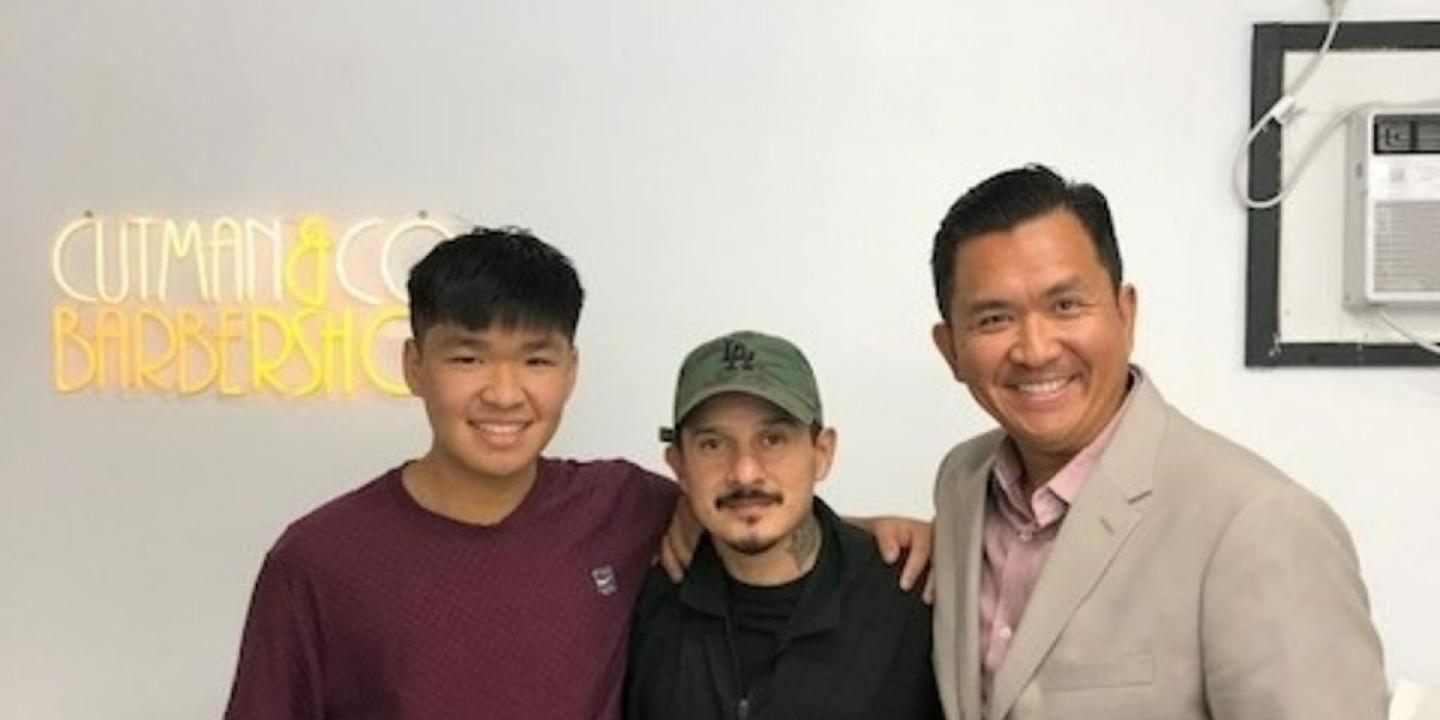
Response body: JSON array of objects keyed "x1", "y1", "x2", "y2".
[
  {"x1": 1009, "y1": 314, "x2": 1061, "y2": 367},
  {"x1": 479, "y1": 362, "x2": 524, "y2": 408},
  {"x1": 730, "y1": 446, "x2": 766, "y2": 486}
]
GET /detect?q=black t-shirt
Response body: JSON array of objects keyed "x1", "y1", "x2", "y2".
[{"x1": 725, "y1": 573, "x2": 809, "y2": 697}]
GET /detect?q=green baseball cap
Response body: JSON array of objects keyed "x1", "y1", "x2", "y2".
[{"x1": 660, "y1": 330, "x2": 823, "y2": 442}]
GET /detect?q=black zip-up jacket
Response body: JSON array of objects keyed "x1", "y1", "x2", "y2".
[{"x1": 624, "y1": 499, "x2": 943, "y2": 720}]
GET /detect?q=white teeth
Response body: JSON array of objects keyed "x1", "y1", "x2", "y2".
[
  {"x1": 472, "y1": 422, "x2": 525, "y2": 436},
  {"x1": 1016, "y1": 378, "x2": 1068, "y2": 395}
]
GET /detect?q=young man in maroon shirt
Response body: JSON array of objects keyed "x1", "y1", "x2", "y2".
[{"x1": 225, "y1": 227, "x2": 931, "y2": 719}]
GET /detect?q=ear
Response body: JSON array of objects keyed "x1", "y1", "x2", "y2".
[
  {"x1": 931, "y1": 321, "x2": 965, "y2": 383},
  {"x1": 664, "y1": 443, "x2": 689, "y2": 495},
  {"x1": 1117, "y1": 284, "x2": 1138, "y2": 354},
  {"x1": 812, "y1": 427, "x2": 838, "y2": 484},
  {"x1": 402, "y1": 338, "x2": 423, "y2": 396},
  {"x1": 562, "y1": 344, "x2": 580, "y2": 400}
]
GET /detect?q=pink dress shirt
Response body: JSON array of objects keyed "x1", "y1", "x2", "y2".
[{"x1": 978, "y1": 373, "x2": 1139, "y2": 705}]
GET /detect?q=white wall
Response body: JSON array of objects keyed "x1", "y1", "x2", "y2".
[{"x1": 2, "y1": 1, "x2": 1437, "y2": 717}]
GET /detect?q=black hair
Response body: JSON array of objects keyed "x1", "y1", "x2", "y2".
[
  {"x1": 930, "y1": 164, "x2": 1123, "y2": 321},
  {"x1": 407, "y1": 226, "x2": 584, "y2": 342}
]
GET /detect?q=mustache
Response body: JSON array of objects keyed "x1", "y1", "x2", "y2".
[{"x1": 715, "y1": 487, "x2": 783, "y2": 510}]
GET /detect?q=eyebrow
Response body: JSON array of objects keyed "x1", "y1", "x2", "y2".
[
  {"x1": 518, "y1": 338, "x2": 564, "y2": 352},
  {"x1": 1042, "y1": 276, "x2": 1087, "y2": 298},
  {"x1": 960, "y1": 275, "x2": 1089, "y2": 315},
  {"x1": 688, "y1": 415, "x2": 800, "y2": 437},
  {"x1": 962, "y1": 299, "x2": 1012, "y2": 316},
  {"x1": 446, "y1": 335, "x2": 563, "y2": 352}
]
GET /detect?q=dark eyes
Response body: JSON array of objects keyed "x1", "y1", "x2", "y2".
[
  {"x1": 974, "y1": 312, "x2": 1012, "y2": 330},
  {"x1": 446, "y1": 355, "x2": 558, "y2": 366},
  {"x1": 1053, "y1": 297, "x2": 1085, "y2": 314},
  {"x1": 972, "y1": 299, "x2": 1085, "y2": 330},
  {"x1": 761, "y1": 431, "x2": 789, "y2": 448},
  {"x1": 692, "y1": 432, "x2": 790, "y2": 452}
]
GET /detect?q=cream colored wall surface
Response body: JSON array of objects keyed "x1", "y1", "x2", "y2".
[{"x1": 2, "y1": 1, "x2": 1437, "y2": 717}]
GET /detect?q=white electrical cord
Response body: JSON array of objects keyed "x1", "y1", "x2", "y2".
[
  {"x1": 1232, "y1": 1, "x2": 1440, "y2": 359},
  {"x1": 1376, "y1": 309, "x2": 1440, "y2": 358},
  {"x1": 1232, "y1": 0, "x2": 1348, "y2": 209}
]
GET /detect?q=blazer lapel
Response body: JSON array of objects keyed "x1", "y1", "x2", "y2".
[
  {"x1": 933, "y1": 434, "x2": 999, "y2": 720},
  {"x1": 985, "y1": 380, "x2": 1165, "y2": 720},
  {"x1": 953, "y1": 459, "x2": 989, "y2": 720}
]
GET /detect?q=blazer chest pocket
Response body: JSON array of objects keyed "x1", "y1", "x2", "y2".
[{"x1": 1042, "y1": 652, "x2": 1154, "y2": 692}]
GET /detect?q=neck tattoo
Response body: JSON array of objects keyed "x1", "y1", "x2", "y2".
[{"x1": 786, "y1": 513, "x2": 822, "y2": 573}]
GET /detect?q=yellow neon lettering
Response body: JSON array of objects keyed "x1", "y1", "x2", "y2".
[
  {"x1": 95, "y1": 219, "x2": 130, "y2": 303},
  {"x1": 246, "y1": 219, "x2": 283, "y2": 302},
  {"x1": 49, "y1": 213, "x2": 449, "y2": 399},
  {"x1": 52, "y1": 305, "x2": 97, "y2": 392},
  {"x1": 322, "y1": 310, "x2": 356, "y2": 395},
  {"x1": 94, "y1": 307, "x2": 132, "y2": 391},
  {"x1": 380, "y1": 218, "x2": 450, "y2": 301},
  {"x1": 52, "y1": 218, "x2": 99, "y2": 302},
  {"x1": 129, "y1": 218, "x2": 159, "y2": 301},
  {"x1": 336, "y1": 218, "x2": 384, "y2": 305},
  {"x1": 177, "y1": 309, "x2": 218, "y2": 395},
  {"x1": 285, "y1": 216, "x2": 333, "y2": 306},
  {"x1": 248, "y1": 308, "x2": 294, "y2": 395},
  {"x1": 361, "y1": 306, "x2": 409, "y2": 396},
  {"x1": 215, "y1": 308, "x2": 245, "y2": 396},
  {"x1": 290, "y1": 308, "x2": 326, "y2": 397},
  {"x1": 134, "y1": 308, "x2": 178, "y2": 392},
  {"x1": 158, "y1": 220, "x2": 211, "y2": 302},
  {"x1": 211, "y1": 217, "x2": 244, "y2": 303}
]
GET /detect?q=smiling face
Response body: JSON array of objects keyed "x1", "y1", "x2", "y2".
[
  {"x1": 404, "y1": 322, "x2": 577, "y2": 487},
  {"x1": 932, "y1": 208, "x2": 1136, "y2": 479},
  {"x1": 666, "y1": 393, "x2": 835, "y2": 558}
]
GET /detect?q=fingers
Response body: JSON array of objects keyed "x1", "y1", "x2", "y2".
[
  {"x1": 899, "y1": 542, "x2": 926, "y2": 591},
  {"x1": 659, "y1": 532, "x2": 685, "y2": 583},
  {"x1": 896, "y1": 520, "x2": 934, "y2": 594},
  {"x1": 878, "y1": 531, "x2": 902, "y2": 565},
  {"x1": 922, "y1": 571, "x2": 936, "y2": 606},
  {"x1": 659, "y1": 499, "x2": 701, "y2": 584}
]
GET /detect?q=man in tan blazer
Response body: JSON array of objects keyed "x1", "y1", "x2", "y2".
[{"x1": 926, "y1": 165, "x2": 1387, "y2": 720}]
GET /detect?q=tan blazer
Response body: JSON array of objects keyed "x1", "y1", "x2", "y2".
[{"x1": 932, "y1": 377, "x2": 1386, "y2": 720}]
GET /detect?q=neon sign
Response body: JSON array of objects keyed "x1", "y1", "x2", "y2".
[{"x1": 51, "y1": 213, "x2": 453, "y2": 397}]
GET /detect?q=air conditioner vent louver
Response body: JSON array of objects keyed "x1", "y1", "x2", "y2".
[
  {"x1": 1345, "y1": 109, "x2": 1440, "y2": 306},
  {"x1": 1373, "y1": 200, "x2": 1440, "y2": 293}
]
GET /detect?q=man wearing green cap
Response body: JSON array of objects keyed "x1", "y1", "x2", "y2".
[{"x1": 624, "y1": 331, "x2": 942, "y2": 720}]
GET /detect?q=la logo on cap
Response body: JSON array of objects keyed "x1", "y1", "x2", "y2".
[{"x1": 721, "y1": 339, "x2": 756, "y2": 372}]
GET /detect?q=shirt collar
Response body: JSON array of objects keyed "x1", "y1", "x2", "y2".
[
  {"x1": 679, "y1": 498, "x2": 845, "y2": 640},
  {"x1": 990, "y1": 366, "x2": 1144, "y2": 512}
]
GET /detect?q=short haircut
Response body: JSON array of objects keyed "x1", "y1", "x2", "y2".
[
  {"x1": 407, "y1": 226, "x2": 584, "y2": 343},
  {"x1": 930, "y1": 164, "x2": 1123, "y2": 321}
]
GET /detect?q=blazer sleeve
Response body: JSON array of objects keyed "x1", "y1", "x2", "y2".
[{"x1": 1199, "y1": 484, "x2": 1387, "y2": 720}]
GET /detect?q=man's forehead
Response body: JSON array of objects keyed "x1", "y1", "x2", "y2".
[
  {"x1": 426, "y1": 322, "x2": 571, "y2": 349},
  {"x1": 684, "y1": 393, "x2": 800, "y2": 432},
  {"x1": 954, "y1": 273, "x2": 1091, "y2": 309}
]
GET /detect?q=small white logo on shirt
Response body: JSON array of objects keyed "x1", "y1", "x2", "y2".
[{"x1": 591, "y1": 565, "x2": 618, "y2": 596}]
